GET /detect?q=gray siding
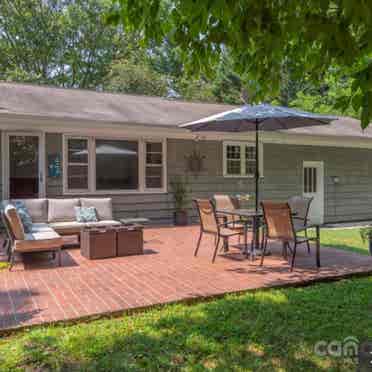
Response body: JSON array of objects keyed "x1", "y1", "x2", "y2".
[
  {"x1": 262, "y1": 144, "x2": 372, "y2": 223},
  {"x1": 0, "y1": 130, "x2": 2, "y2": 198},
  {"x1": 3, "y1": 132, "x2": 369, "y2": 225}
]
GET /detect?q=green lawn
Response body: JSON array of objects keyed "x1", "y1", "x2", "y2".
[
  {"x1": 0, "y1": 262, "x2": 9, "y2": 271},
  {"x1": 0, "y1": 228, "x2": 370, "y2": 371},
  {"x1": 309, "y1": 227, "x2": 369, "y2": 255}
]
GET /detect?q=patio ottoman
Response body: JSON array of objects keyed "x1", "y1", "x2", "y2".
[
  {"x1": 116, "y1": 225, "x2": 144, "y2": 256},
  {"x1": 80, "y1": 227, "x2": 116, "y2": 260}
]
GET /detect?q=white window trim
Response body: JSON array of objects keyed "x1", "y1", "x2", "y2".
[
  {"x1": 143, "y1": 140, "x2": 167, "y2": 192},
  {"x1": 63, "y1": 136, "x2": 91, "y2": 193},
  {"x1": 63, "y1": 134, "x2": 167, "y2": 194},
  {"x1": 223, "y1": 141, "x2": 263, "y2": 178}
]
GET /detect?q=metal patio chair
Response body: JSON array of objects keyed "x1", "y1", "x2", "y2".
[
  {"x1": 213, "y1": 195, "x2": 248, "y2": 243},
  {"x1": 194, "y1": 199, "x2": 241, "y2": 263},
  {"x1": 260, "y1": 201, "x2": 320, "y2": 271},
  {"x1": 288, "y1": 196, "x2": 314, "y2": 253}
]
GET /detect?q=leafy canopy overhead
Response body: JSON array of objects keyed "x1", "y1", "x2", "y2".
[{"x1": 109, "y1": 0, "x2": 372, "y2": 127}]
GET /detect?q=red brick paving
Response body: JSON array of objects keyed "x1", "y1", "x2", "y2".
[{"x1": 1, "y1": 225, "x2": 372, "y2": 332}]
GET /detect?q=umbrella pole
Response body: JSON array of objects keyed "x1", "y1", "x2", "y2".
[{"x1": 255, "y1": 119, "x2": 259, "y2": 213}]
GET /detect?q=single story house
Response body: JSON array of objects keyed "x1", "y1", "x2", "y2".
[{"x1": 1, "y1": 82, "x2": 372, "y2": 225}]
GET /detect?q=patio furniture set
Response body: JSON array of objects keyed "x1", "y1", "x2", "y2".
[
  {"x1": 194, "y1": 195, "x2": 320, "y2": 271},
  {"x1": 1, "y1": 193, "x2": 319, "y2": 272},
  {"x1": 2, "y1": 198, "x2": 146, "y2": 270}
]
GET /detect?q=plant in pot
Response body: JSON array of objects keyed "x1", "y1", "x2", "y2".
[
  {"x1": 170, "y1": 176, "x2": 189, "y2": 226},
  {"x1": 360, "y1": 227, "x2": 372, "y2": 255}
]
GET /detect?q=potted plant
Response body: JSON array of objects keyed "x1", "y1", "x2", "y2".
[
  {"x1": 360, "y1": 227, "x2": 372, "y2": 255},
  {"x1": 170, "y1": 176, "x2": 189, "y2": 226}
]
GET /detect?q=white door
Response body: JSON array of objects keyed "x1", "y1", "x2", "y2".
[
  {"x1": 303, "y1": 161, "x2": 324, "y2": 224},
  {"x1": 3, "y1": 132, "x2": 45, "y2": 199}
]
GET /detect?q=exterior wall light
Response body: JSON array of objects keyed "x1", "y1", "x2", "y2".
[{"x1": 331, "y1": 176, "x2": 340, "y2": 184}]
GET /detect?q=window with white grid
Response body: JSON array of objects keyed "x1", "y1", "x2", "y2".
[
  {"x1": 223, "y1": 142, "x2": 259, "y2": 177},
  {"x1": 145, "y1": 142, "x2": 163, "y2": 189}
]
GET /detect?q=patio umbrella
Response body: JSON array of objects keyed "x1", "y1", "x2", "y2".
[{"x1": 180, "y1": 103, "x2": 335, "y2": 212}]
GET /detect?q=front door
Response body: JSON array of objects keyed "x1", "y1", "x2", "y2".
[
  {"x1": 4, "y1": 133, "x2": 45, "y2": 199},
  {"x1": 303, "y1": 161, "x2": 324, "y2": 224}
]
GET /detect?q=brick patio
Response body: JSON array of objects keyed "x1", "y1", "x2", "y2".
[{"x1": 1, "y1": 225, "x2": 372, "y2": 332}]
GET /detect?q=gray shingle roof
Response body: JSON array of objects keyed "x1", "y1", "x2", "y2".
[
  {"x1": 284, "y1": 116, "x2": 372, "y2": 138},
  {"x1": 0, "y1": 82, "x2": 371, "y2": 139},
  {"x1": 0, "y1": 82, "x2": 238, "y2": 126}
]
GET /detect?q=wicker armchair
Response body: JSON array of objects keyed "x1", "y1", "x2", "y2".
[
  {"x1": 194, "y1": 199, "x2": 241, "y2": 263},
  {"x1": 260, "y1": 201, "x2": 320, "y2": 271}
]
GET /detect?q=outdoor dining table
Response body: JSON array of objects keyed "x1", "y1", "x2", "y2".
[
  {"x1": 217, "y1": 208, "x2": 321, "y2": 267},
  {"x1": 216, "y1": 208, "x2": 262, "y2": 260}
]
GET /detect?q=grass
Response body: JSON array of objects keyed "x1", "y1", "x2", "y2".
[
  {"x1": 0, "y1": 262, "x2": 9, "y2": 271},
  {"x1": 0, "y1": 228, "x2": 370, "y2": 371},
  {"x1": 308, "y1": 227, "x2": 369, "y2": 255},
  {"x1": 1, "y1": 276, "x2": 371, "y2": 371}
]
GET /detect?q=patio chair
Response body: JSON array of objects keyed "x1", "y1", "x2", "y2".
[
  {"x1": 2, "y1": 211, "x2": 13, "y2": 262},
  {"x1": 4, "y1": 205, "x2": 63, "y2": 271},
  {"x1": 213, "y1": 195, "x2": 247, "y2": 242},
  {"x1": 288, "y1": 196, "x2": 313, "y2": 253},
  {"x1": 260, "y1": 201, "x2": 320, "y2": 271},
  {"x1": 194, "y1": 199, "x2": 241, "y2": 263}
]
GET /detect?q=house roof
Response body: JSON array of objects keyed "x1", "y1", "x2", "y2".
[
  {"x1": 0, "y1": 82, "x2": 238, "y2": 127},
  {"x1": 0, "y1": 82, "x2": 371, "y2": 140}
]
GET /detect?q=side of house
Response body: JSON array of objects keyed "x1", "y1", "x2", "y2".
[{"x1": 2, "y1": 126, "x2": 372, "y2": 225}]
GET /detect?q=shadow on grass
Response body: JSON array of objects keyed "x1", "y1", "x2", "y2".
[
  {"x1": 321, "y1": 243, "x2": 369, "y2": 256},
  {"x1": 304, "y1": 228, "x2": 370, "y2": 256},
  {"x1": 3, "y1": 279, "x2": 368, "y2": 371}
]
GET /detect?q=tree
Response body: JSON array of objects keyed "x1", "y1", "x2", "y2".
[
  {"x1": 104, "y1": 59, "x2": 168, "y2": 96},
  {"x1": 0, "y1": 0, "x2": 131, "y2": 88},
  {"x1": 0, "y1": 0, "x2": 63, "y2": 84},
  {"x1": 108, "y1": 0, "x2": 372, "y2": 127},
  {"x1": 290, "y1": 68, "x2": 359, "y2": 118}
]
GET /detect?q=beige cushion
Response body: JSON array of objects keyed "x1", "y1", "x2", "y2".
[
  {"x1": 12, "y1": 198, "x2": 48, "y2": 223},
  {"x1": 85, "y1": 220, "x2": 121, "y2": 228},
  {"x1": 15, "y1": 229, "x2": 62, "y2": 252},
  {"x1": 48, "y1": 198, "x2": 80, "y2": 222},
  {"x1": 49, "y1": 221, "x2": 85, "y2": 235},
  {"x1": 80, "y1": 198, "x2": 113, "y2": 220},
  {"x1": 50, "y1": 220, "x2": 121, "y2": 233},
  {"x1": 4, "y1": 205, "x2": 25, "y2": 240},
  {"x1": 31, "y1": 223, "x2": 55, "y2": 233}
]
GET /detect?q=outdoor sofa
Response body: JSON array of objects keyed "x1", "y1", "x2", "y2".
[{"x1": 3, "y1": 198, "x2": 121, "y2": 269}]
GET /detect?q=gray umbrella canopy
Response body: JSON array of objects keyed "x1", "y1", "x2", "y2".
[
  {"x1": 181, "y1": 103, "x2": 335, "y2": 131},
  {"x1": 180, "y1": 103, "x2": 335, "y2": 211}
]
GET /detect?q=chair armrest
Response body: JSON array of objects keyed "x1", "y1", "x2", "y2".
[{"x1": 216, "y1": 214, "x2": 227, "y2": 225}]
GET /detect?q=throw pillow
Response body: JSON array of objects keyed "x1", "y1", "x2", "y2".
[
  {"x1": 75, "y1": 206, "x2": 98, "y2": 223},
  {"x1": 13, "y1": 201, "x2": 33, "y2": 233}
]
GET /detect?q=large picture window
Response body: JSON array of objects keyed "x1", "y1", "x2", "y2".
[
  {"x1": 96, "y1": 139, "x2": 138, "y2": 190},
  {"x1": 64, "y1": 136, "x2": 165, "y2": 193},
  {"x1": 223, "y1": 141, "x2": 261, "y2": 177}
]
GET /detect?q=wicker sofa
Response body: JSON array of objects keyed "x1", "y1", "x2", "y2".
[{"x1": 3, "y1": 198, "x2": 120, "y2": 270}]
